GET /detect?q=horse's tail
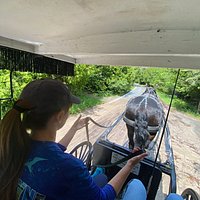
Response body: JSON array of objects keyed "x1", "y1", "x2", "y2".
[{"x1": 134, "y1": 111, "x2": 149, "y2": 148}]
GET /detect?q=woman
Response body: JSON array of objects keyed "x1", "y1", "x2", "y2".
[{"x1": 0, "y1": 78, "x2": 181, "y2": 200}]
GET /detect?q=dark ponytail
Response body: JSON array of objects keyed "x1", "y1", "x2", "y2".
[{"x1": 0, "y1": 101, "x2": 31, "y2": 200}]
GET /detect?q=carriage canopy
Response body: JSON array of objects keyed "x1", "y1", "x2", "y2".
[{"x1": 0, "y1": 0, "x2": 200, "y2": 69}]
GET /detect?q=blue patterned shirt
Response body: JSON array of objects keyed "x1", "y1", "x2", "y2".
[{"x1": 17, "y1": 140, "x2": 116, "y2": 200}]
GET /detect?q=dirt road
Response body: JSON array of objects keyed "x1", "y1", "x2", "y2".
[{"x1": 57, "y1": 89, "x2": 200, "y2": 197}]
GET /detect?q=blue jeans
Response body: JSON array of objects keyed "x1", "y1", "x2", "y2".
[
  {"x1": 122, "y1": 179, "x2": 184, "y2": 200},
  {"x1": 165, "y1": 193, "x2": 184, "y2": 200},
  {"x1": 122, "y1": 179, "x2": 146, "y2": 200},
  {"x1": 92, "y1": 168, "x2": 183, "y2": 200}
]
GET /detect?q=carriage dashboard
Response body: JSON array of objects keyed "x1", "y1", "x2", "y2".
[{"x1": 93, "y1": 139, "x2": 174, "y2": 200}]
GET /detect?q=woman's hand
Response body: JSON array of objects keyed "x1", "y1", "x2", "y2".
[
  {"x1": 59, "y1": 115, "x2": 90, "y2": 148},
  {"x1": 108, "y1": 148, "x2": 147, "y2": 195},
  {"x1": 126, "y1": 153, "x2": 147, "y2": 169},
  {"x1": 126, "y1": 148, "x2": 148, "y2": 169},
  {"x1": 71, "y1": 115, "x2": 90, "y2": 131}
]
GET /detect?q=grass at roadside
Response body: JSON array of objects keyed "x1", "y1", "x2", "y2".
[
  {"x1": 157, "y1": 91, "x2": 200, "y2": 119},
  {"x1": 70, "y1": 93, "x2": 103, "y2": 114},
  {"x1": 69, "y1": 90, "x2": 200, "y2": 120}
]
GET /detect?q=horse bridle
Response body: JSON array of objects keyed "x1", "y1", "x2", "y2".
[{"x1": 123, "y1": 115, "x2": 160, "y2": 135}]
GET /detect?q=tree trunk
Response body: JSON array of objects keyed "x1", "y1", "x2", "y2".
[{"x1": 198, "y1": 101, "x2": 200, "y2": 114}]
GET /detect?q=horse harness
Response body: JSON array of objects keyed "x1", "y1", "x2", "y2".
[{"x1": 123, "y1": 116, "x2": 160, "y2": 136}]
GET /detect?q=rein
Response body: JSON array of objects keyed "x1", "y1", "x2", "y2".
[
  {"x1": 84, "y1": 117, "x2": 114, "y2": 143},
  {"x1": 94, "y1": 149, "x2": 145, "y2": 168}
]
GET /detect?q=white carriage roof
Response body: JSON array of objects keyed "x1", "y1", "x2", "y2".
[{"x1": 0, "y1": 0, "x2": 200, "y2": 69}]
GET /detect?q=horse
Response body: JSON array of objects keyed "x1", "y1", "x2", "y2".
[{"x1": 123, "y1": 87, "x2": 164, "y2": 150}]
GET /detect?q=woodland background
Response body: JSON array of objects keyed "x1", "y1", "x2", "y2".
[{"x1": 0, "y1": 64, "x2": 199, "y2": 118}]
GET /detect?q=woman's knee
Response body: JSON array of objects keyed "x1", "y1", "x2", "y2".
[
  {"x1": 122, "y1": 179, "x2": 147, "y2": 200},
  {"x1": 128, "y1": 179, "x2": 146, "y2": 192},
  {"x1": 165, "y1": 193, "x2": 183, "y2": 200}
]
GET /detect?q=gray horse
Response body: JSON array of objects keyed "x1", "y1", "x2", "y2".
[{"x1": 124, "y1": 87, "x2": 164, "y2": 149}]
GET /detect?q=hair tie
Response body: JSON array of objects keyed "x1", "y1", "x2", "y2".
[{"x1": 13, "y1": 100, "x2": 34, "y2": 113}]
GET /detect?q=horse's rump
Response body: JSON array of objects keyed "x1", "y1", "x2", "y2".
[{"x1": 124, "y1": 87, "x2": 164, "y2": 149}]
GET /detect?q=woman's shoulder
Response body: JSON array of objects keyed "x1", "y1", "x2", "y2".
[{"x1": 29, "y1": 140, "x2": 84, "y2": 168}]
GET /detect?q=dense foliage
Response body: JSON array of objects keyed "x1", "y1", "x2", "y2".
[
  {"x1": 0, "y1": 65, "x2": 199, "y2": 118},
  {"x1": 66, "y1": 65, "x2": 135, "y2": 95}
]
